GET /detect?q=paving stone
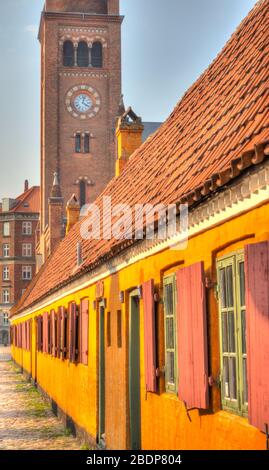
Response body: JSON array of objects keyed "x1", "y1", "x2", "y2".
[{"x1": 0, "y1": 351, "x2": 82, "y2": 450}]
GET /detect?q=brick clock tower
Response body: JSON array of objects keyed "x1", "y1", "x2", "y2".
[{"x1": 38, "y1": 0, "x2": 122, "y2": 262}]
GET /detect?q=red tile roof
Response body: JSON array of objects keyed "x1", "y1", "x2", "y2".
[
  {"x1": 13, "y1": 0, "x2": 269, "y2": 314},
  {"x1": 10, "y1": 186, "x2": 40, "y2": 214}
]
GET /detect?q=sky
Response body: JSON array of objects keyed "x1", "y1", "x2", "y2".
[{"x1": 0, "y1": 0, "x2": 258, "y2": 199}]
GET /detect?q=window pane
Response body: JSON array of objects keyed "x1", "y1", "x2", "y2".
[
  {"x1": 166, "y1": 351, "x2": 175, "y2": 385},
  {"x1": 166, "y1": 317, "x2": 174, "y2": 349},
  {"x1": 164, "y1": 284, "x2": 173, "y2": 315},
  {"x1": 84, "y1": 134, "x2": 90, "y2": 153},
  {"x1": 223, "y1": 357, "x2": 230, "y2": 398},
  {"x1": 77, "y1": 42, "x2": 89, "y2": 67},
  {"x1": 242, "y1": 357, "x2": 248, "y2": 404},
  {"x1": 229, "y1": 357, "x2": 237, "y2": 400},
  {"x1": 239, "y1": 262, "x2": 245, "y2": 307},
  {"x1": 221, "y1": 312, "x2": 228, "y2": 352},
  {"x1": 226, "y1": 265, "x2": 234, "y2": 307},
  {"x1": 228, "y1": 311, "x2": 236, "y2": 353},
  {"x1": 241, "y1": 310, "x2": 246, "y2": 355},
  {"x1": 219, "y1": 268, "x2": 227, "y2": 308}
]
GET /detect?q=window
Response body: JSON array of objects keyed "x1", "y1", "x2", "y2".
[
  {"x1": 3, "y1": 244, "x2": 10, "y2": 258},
  {"x1": 63, "y1": 40, "x2": 74, "y2": 67},
  {"x1": 22, "y1": 266, "x2": 32, "y2": 280},
  {"x1": 22, "y1": 221, "x2": 32, "y2": 235},
  {"x1": 3, "y1": 314, "x2": 9, "y2": 326},
  {"x1": 84, "y1": 134, "x2": 90, "y2": 153},
  {"x1": 79, "y1": 181, "x2": 86, "y2": 208},
  {"x1": 217, "y1": 252, "x2": 247, "y2": 415},
  {"x1": 3, "y1": 222, "x2": 10, "y2": 237},
  {"x1": 117, "y1": 310, "x2": 122, "y2": 348},
  {"x1": 77, "y1": 41, "x2": 89, "y2": 67},
  {"x1": 22, "y1": 243, "x2": 32, "y2": 257},
  {"x1": 2, "y1": 289, "x2": 10, "y2": 304},
  {"x1": 3, "y1": 266, "x2": 9, "y2": 281},
  {"x1": 107, "y1": 312, "x2": 111, "y2": 347},
  {"x1": 75, "y1": 133, "x2": 81, "y2": 153},
  {"x1": 164, "y1": 276, "x2": 177, "y2": 393},
  {"x1": 92, "y1": 42, "x2": 103, "y2": 68}
]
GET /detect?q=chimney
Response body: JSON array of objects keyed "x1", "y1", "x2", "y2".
[
  {"x1": 115, "y1": 106, "x2": 144, "y2": 177},
  {"x1": 48, "y1": 172, "x2": 64, "y2": 255},
  {"x1": 24, "y1": 180, "x2": 29, "y2": 192},
  {"x1": 66, "y1": 194, "x2": 80, "y2": 234}
]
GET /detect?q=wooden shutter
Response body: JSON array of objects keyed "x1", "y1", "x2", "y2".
[
  {"x1": 68, "y1": 302, "x2": 76, "y2": 363},
  {"x1": 245, "y1": 241, "x2": 269, "y2": 432},
  {"x1": 22, "y1": 323, "x2": 25, "y2": 350},
  {"x1": 60, "y1": 307, "x2": 65, "y2": 360},
  {"x1": 57, "y1": 308, "x2": 61, "y2": 358},
  {"x1": 176, "y1": 262, "x2": 209, "y2": 409},
  {"x1": 51, "y1": 310, "x2": 56, "y2": 357},
  {"x1": 26, "y1": 321, "x2": 29, "y2": 351},
  {"x1": 143, "y1": 280, "x2": 157, "y2": 393},
  {"x1": 80, "y1": 299, "x2": 89, "y2": 365},
  {"x1": 43, "y1": 313, "x2": 48, "y2": 354}
]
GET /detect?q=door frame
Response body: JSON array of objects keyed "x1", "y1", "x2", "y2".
[
  {"x1": 128, "y1": 289, "x2": 141, "y2": 450},
  {"x1": 98, "y1": 299, "x2": 106, "y2": 447}
]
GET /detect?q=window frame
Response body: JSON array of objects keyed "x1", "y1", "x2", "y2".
[
  {"x1": 3, "y1": 222, "x2": 10, "y2": 237},
  {"x1": 22, "y1": 243, "x2": 32, "y2": 257},
  {"x1": 22, "y1": 221, "x2": 32, "y2": 235},
  {"x1": 2, "y1": 289, "x2": 10, "y2": 304},
  {"x1": 3, "y1": 244, "x2": 10, "y2": 258},
  {"x1": 22, "y1": 265, "x2": 32, "y2": 281},
  {"x1": 163, "y1": 274, "x2": 178, "y2": 394},
  {"x1": 217, "y1": 251, "x2": 248, "y2": 416},
  {"x1": 3, "y1": 266, "x2": 9, "y2": 281}
]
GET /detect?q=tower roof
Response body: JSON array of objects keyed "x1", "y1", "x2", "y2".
[{"x1": 45, "y1": 0, "x2": 108, "y2": 15}]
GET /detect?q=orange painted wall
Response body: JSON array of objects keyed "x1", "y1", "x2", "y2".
[{"x1": 11, "y1": 201, "x2": 269, "y2": 450}]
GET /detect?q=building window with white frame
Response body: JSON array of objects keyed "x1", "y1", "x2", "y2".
[
  {"x1": 3, "y1": 222, "x2": 10, "y2": 237},
  {"x1": 3, "y1": 266, "x2": 9, "y2": 281},
  {"x1": 22, "y1": 221, "x2": 32, "y2": 235},
  {"x1": 22, "y1": 266, "x2": 32, "y2": 280},
  {"x1": 3, "y1": 313, "x2": 9, "y2": 325},
  {"x1": 2, "y1": 289, "x2": 10, "y2": 304},
  {"x1": 3, "y1": 244, "x2": 10, "y2": 258},
  {"x1": 22, "y1": 243, "x2": 32, "y2": 257}
]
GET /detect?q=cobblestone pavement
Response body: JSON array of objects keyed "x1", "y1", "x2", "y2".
[{"x1": 0, "y1": 356, "x2": 82, "y2": 450}]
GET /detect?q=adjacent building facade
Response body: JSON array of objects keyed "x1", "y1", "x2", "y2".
[
  {"x1": 0, "y1": 182, "x2": 40, "y2": 344},
  {"x1": 10, "y1": 0, "x2": 269, "y2": 452}
]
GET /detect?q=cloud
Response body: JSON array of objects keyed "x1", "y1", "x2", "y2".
[{"x1": 23, "y1": 24, "x2": 38, "y2": 36}]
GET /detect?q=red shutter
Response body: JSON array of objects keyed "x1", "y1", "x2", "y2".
[
  {"x1": 51, "y1": 310, "x2": 56, "y2": 357},
  {"x1": 245, "y1": 241, "x2": 269, "y2": 432},
  {"x1": 143, "y1": 280, "x2": 157, "y2": 393},
  {"x1": 176, "y1": 262, "x2": 209, "y2": 409},
  {"x1": 68, "y1": 302, "x2": 76, "y2": 363},
  {"x1": 57, "y1": 308, "x2": 61, "y2": 358},
  {"x1": 43, "y1": 313, "x2": 48, "y2": 354},
  {"x1": 22, "y1": 323, "x2": 25, "y2": 350},
  {"x1": 80, "y1": 299, "x2": 89, "y2": 365},
  {"x1": 25, "y1": 321, "x2": 29, "y2": 351},
  {"x1": 60, "y1": 307, "x2": 65, "y2": 360}
]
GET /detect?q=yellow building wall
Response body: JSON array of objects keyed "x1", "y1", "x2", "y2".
[{"x1": 11, "y1": 201, "x2": 269, "y2": 450}]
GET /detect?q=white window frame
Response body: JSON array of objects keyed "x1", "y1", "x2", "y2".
[
  {"x1": 22, "y1": 265, "x2": 32, "y2": 280},
  {"x1": 22, "y1": 243, "x2": 32, "y2": 257},
  {"x1": 3, "y1": 244, "x2": 10, "y2": 258},
  {"x1": 22, "y1": 221, "x2": 32, "y2": 235},
  {"x1": 3, "y1": 266, "x2": 9, "y2": 281},
  {"x1": 3, "y1": 222, "x2": 10, "y2": 237},
  {"x1": 2, "y1": 289, "x2": 10, "y2": 304}
]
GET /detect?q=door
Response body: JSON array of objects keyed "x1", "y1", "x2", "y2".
[
  {"x1": 98, "y1": 303, "x2": 105, "y2": 445},
  {"x1": 129, "y1": 291, "x2": 141, "y2": 450}
]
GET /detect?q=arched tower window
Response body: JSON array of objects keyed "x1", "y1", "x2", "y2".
[
  {"x1": 79, "y1": 181, "x2": 86, "y2": 207},
  {"x1": 77, "y1": 42, "x2": 89, "y2": 67},
  {"x1": 63, "y1": 41, "x2": 74, "y2": 67},
  {"x1": 92, "y1": 42, "x2": 103, "y2": 68},
  {"x1": 84, "y1": 134, "x2": 90, "y2": 153}
]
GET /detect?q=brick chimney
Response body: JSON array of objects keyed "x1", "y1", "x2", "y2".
[
  {"x1": 24, "y1": 180, "x2": 29, "y2": 192},
  {"x1": 66, "y1": 194, "x2": 80, "y2": 234},
  {"x1": 115, "y1": 104, "x2": 144, "y2": 177},
  {"x1": 48, "y1": 172, "x2": 64, "y2": 255}
]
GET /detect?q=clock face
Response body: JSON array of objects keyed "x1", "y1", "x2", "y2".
[
  {"x1": 74, "y1": 94, "x2": 93, "y2": 113},
  {"x1": 66, "y1": 85, "x2": 101, "y2": 120}
]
